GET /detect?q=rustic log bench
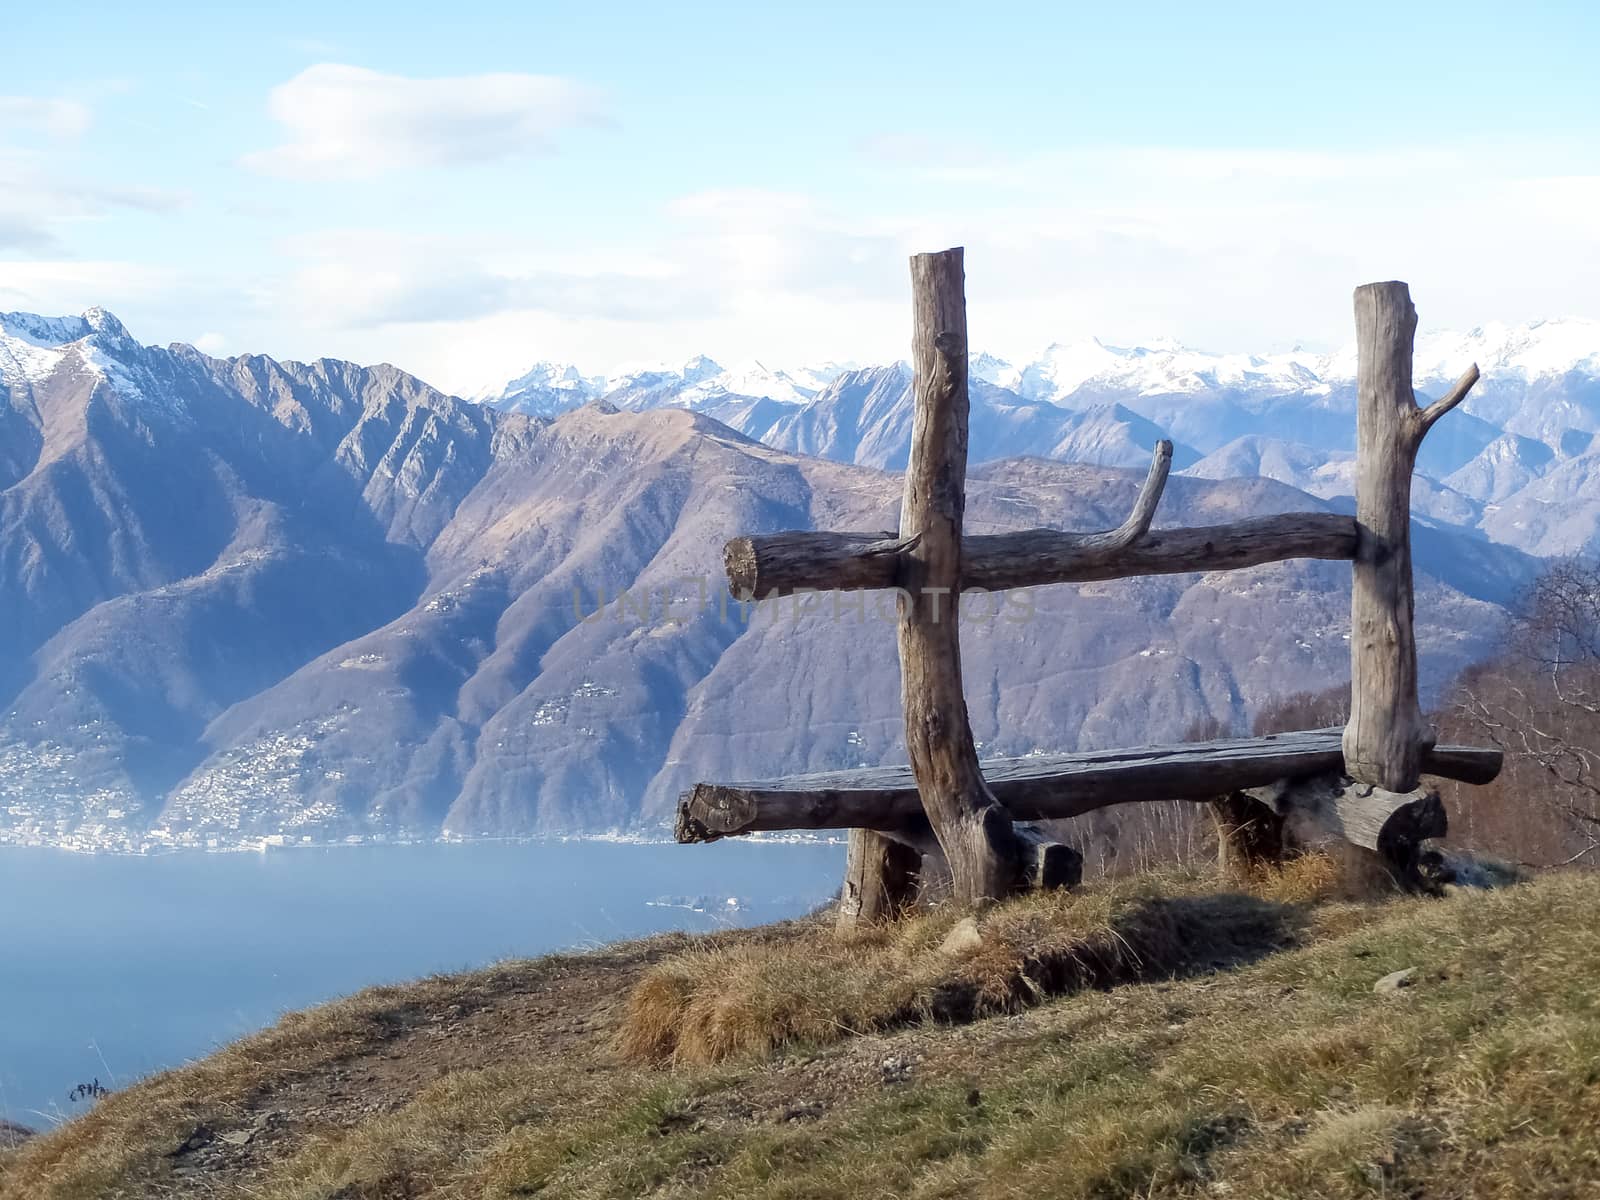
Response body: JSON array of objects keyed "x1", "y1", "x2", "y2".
[
  {"x1": 675, "y1": 251, "x2": 1503, "y2": 924},
  {"x1": 676, "y1": 729, "x2": 1501, "y2": 843},
  {"x1": 679, "y1": 731, "x2": 1501, "y2": 903}
]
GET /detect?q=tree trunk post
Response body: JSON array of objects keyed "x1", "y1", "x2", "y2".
[
  {"x1": 896, "y1": 247, "x2": 1025, "y2": 906},
  {"x1": 1343, "y1": 281, "x2": 1478, "y2": 792}
]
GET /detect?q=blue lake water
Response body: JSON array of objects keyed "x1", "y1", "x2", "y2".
[{"x1": 0, "y1": 839, "x2": 844, "y2": 1129}]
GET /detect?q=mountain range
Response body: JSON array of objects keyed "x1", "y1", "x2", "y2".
[
  {"x1": 480, "y1": 319, "x2": 1600, "y2": 558},
  {"x1": 0, "y1": 307, "x2": 1587, "y2": 848}
]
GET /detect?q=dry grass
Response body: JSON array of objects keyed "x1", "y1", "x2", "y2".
[
  {"x1": 1231, "y1": 849, "x2": 1346, "y2": 904},
  {"x1": 618, "y1": 870, "x2": 1304, "y2": 1065},
  {"x1": 13, "y1": 865, "x2": 1600, "y2": 1200}
]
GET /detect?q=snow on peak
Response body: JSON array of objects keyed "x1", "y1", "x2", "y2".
[
  {"x1": 476, "y1": 359, "x2": 605, "y2": 417},
  {"x1": 1, "y1": 311, "x2": 93, "y2": 350},
  {"x1": 436, "y1": 316, "x2": 1600, "y2": 429},
  {"x1": 677, "y1": 360, "x2": 820, "y2": 406},
  {"x1": 1410, "y1": 317, "x2": 1600, "y2": 384},
  {"x1": 679, "y1": 354, "x2": 724, "y2": 384},
  {"x1": 483, "y1": 353, "x2": 849, "y2": 414},
  {"x1": 0, "y1": 308, "x2": 138, "y2": 388},
  {"x1": 81, "y1": 306, "x2": 131, "y2": 341},
  {"x1": 0, "y1": 307, "x2": 164, "y2": 409},
  {"x1": 969, "y1": 351, "x2": 1014, "y2": 386}
]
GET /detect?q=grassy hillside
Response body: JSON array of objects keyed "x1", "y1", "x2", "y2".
[{"x1": 5, "y1": 868, "x2": 1600, "y2": 1199}]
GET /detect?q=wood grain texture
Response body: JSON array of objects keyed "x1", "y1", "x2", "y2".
[
  {"x1": 674, "y1": 729, "x2": 1501, "y2": 841},
  {"x1": 722, "y1": 511, "x2": 1359, "y2": 599},
  {"x1": 1343, "y1": 282, "x2": 1479, "y2": 791}
]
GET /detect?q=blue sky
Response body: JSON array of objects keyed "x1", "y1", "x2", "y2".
[{"x1": 2, "y1": 0, "x2": 1597, "y2": 392}]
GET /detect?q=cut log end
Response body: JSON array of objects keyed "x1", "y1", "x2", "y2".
[
  {"x1": 673, "y1": 792, "x2": 712, "y2": 844},
  {"x1": 674, "y1": 785, "x2": 759, "y2": 844},
  {"x1": 1016, "y1": 825, "x2": 1083, "y2": 891},
  {"x1": 722, "y1": 539, "x2": 760, "y2": 601},
  {"x1": 1246, "y1": 772, "x2": 1448, "y2": 892}
]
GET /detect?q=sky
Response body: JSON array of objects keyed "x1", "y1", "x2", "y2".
[{"x1": 2, "y1": 0, "x2": 1598, "y2": 394}]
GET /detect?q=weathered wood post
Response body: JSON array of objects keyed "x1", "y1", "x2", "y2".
[
  {"x1": 837, "y1": 830, "x2": 921, "y2": 929},
  {"x1": 1343, "y1": 282, "x2": 1479, "y2": 792},
  {"x1": 895, "y1": 247, "x2": 1028, "y2": 905}
]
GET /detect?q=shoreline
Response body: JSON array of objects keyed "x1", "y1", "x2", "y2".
[{"x1": 0, "y1": 829, "x2": 846, "y2": 857}]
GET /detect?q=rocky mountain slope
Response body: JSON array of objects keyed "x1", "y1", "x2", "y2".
[{"x1": 0, "y1": 311, "x2": 1543, "y2": 845}]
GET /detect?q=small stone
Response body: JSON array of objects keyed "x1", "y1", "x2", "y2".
[
  {"x1": 939, "y1": 916, "x2": 983, "y2": 956},
  {"x1": 880, "y1": 1055, "x2": 914, "y2": 1083},
  {"x1": 218, "y1": 1129, "x2": 254, "y2": 1147},
  {"x1": 168, "y1": 1125, "x2": 214, "y2": 1157},
  {"x1": 1374, "y1": 968, "x2": 1418, "y2": 994}
]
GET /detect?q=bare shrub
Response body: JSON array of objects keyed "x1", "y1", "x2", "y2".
[
  {"x1": 1440, "y1": 559, "x2": 1600, "y2": 865},
  {"x1": 1252, "y1": 684, "x2": 1350, "y2": 736}
]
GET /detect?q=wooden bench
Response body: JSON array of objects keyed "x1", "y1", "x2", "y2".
[
  {"x1": 676, "y1": 729, "x2": 1501, "y2": 843},
  {"x1": 677, "y1": 251, "x2": 1500, "y2": 924}
]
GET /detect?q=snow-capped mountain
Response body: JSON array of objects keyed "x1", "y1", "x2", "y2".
[
  {"x1": 989, "y1": 338, "x2": 1330, "y2": 407},
  {"x1": 1, "y1": 307, "x2": 144, "y2": 388},
  {"x1": 478, "y1": 355, "x2": 859, "y2": 418},
  {"x1": 477, "y1": 318, "x2": 1600, "y2": 556},
  {"x1": 476, "y1": 361, "x2": 605, "y2": 417}
]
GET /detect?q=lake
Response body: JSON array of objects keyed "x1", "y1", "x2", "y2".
[{"x1": 0, "y1": 838, "x2": 845, "y2": 1130}]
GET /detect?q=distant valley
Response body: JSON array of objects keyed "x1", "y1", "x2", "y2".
[{"x1": 0, "y1": 308, "x2": 1590, "y2": 849}]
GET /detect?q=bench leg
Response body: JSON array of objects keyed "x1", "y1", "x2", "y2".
[
  {"x1": 837, "y1": 830, "x2": 921, "y2": 931},
  {"x1": 1210, "y1": 791, "x2": 1287, "y2": 877}
]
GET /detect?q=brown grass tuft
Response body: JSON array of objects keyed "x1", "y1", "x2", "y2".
[
  {"x1": 1238, "y1": 851, "x2": 1346, "y2": 904},
  {"x1": 618, "y1": 873, "x2": 1303, "y2": 1066}
]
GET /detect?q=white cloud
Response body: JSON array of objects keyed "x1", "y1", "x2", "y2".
[
  {"x1": 837, "y1": 142, "x2": 1600, "y2": 361},
  {"x1": 243, "y1": 64, "x2": 607, "y2": 179},
  {"x1": 0, "y1": 260, "x2": 175, "y2": 311},
  {"x1": 668, "y1": 189, "x2": 905, "y2": 296},
  {"x1": 0, "y1": 96, "x2": 92, "y2": 138},
  {"x1": 9, "y1": 137, "x2": 1596, "y2": 400},
  {"x1": 0, "y1": 148, "x2": 187, "y2": 254},
  {"x1": 267, "y1": 228, "x2": 715, "y2": 333}
]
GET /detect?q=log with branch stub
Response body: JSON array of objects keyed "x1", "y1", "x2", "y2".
[
  {"x1": 723, "y1": 511, "x2": 1358, "y2": 600},
  {"x1": 722, "y1": 436, "x2": 1171, "y2": 598},
  {"x1": 1343, "y1": 281, "x2": 1480, "y2": 792}
]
